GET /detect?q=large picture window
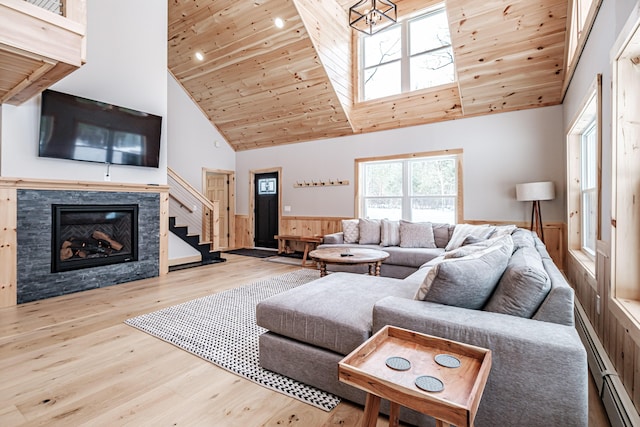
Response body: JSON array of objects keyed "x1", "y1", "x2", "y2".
[
  {"x1": 356, "y1": 150, "x2": 463, "y2": 224},
  {"x1": 360, "y1": 5, "x2": 454, "y2": 101}
]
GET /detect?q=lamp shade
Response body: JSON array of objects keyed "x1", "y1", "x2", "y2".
[{"x1": 516, "y1": 181, "x2": 555, "y2": 202}]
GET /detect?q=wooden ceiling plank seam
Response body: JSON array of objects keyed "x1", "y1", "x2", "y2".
[
  {"x1": 183, "y1": 58, "x2": 329, "y2": 104},
  {"x1": 168, "y1": 2, "x2": 303, "y2": 66},
  {"x1": 179, "y1": 39, "x2": 323, "y2": 86},
  {"x1": 171, "y1": 27, "x2": 313, "y2": 82}
]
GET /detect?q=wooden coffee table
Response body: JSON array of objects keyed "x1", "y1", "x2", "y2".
[
  {"x1": 308, "y1": 247, "x2": 390, "y2": 277},
  {"x1": 339, "y1": 326, "x2": 492, "y2": 427}
]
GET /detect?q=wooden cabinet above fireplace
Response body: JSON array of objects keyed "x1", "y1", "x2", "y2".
[{"x1": 0, "y1": 0, "x2": 86, "y2": 105}]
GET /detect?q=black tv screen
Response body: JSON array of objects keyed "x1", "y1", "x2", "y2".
[{"x1": 39, "y1": 90, "x2": 162, "y2": 168}]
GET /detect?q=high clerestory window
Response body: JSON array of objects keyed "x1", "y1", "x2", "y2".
[{"x1": 359, "y1": 4, "x2": 454, "y2": 101}]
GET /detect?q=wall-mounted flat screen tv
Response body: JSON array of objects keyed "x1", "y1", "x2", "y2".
[{"x1": 39, "y1": 90, "x2": 162, "y2": 168}]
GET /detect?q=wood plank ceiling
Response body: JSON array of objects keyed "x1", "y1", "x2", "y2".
[{"x1": 169, "y1": 0, "x2": 568, "y2": 151}]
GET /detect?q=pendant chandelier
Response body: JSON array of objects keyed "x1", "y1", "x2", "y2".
[{"x1": 349, "y1": 0, "x2": 397, "y2": 35}]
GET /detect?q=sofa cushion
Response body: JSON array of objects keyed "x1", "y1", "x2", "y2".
[
  {"x1": 256, "y1": 273, "x2": 417, "y2": 355},
  {"x1": 380, "y1": 219, "x2": 400, "y2": 246},
  {"x1": 511, "y1": 228, "x2": 535, "y2": 250},
  {"x1": 399, "y1": 220, "x2": 436, "y2": 248},
  {"x1": 415, "y1": 235, "x2": 513, "y2": 309},
  {"x1": 342, "y1": 219, "x2": 359, "y2": 243},
  {"x1": 444, "y1": 235, "x2": 511, "y2": 259},
  {"x1": 484, "y1": 246, "x2": 551, "y2": 318},
  {"x1": 383, "y1": 246, "x2": 444, "y2": 268},
  {"x1": 358, "y1": 218, "x2": 381, "y2": 244},
  {"x1": 445, "y1": 223, "x2": 496, "y2": 251},
  {"x1": 490, "y1": 224, "x2": 517, "y2": 238},
  {"x1": 432, "y1": 222, "x2": 455, "y2": 248}
]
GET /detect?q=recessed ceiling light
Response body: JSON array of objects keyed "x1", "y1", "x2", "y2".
[
  {"x1": 195, "y1": 51, "x2": 204, "y2": 61},
  {"x1": 274, "y1": 17, "x2": 285, "y2": 29}
]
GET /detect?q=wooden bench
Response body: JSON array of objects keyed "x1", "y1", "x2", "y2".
[{"x1": 274, "y1": 235, "x2": 323, "y2": 266}]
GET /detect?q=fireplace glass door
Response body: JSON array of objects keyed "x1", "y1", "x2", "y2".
[{"x1": 51, "y1": 204, "x2": 138, "y2": 272}]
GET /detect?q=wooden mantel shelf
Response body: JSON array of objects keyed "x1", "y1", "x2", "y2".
[
  {"x1": 0, "y1": 0, "x2": 86, "y2": 105},
  {"x1": 0, "y1": 176, "x2": 170, "y2": 193}
]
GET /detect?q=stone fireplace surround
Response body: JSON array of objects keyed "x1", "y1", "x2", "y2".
[
  {"x1": 16, "y1": 189, "x2": 161, "y2": 304},
  {"x1": 0, "y1": 177, "x2": 169, "y2": 307}
]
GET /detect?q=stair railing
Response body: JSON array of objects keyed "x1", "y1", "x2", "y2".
[
  {"x1": 168, "y1": 167, "x2": 219, "y2": 251},
  {"x1": 23, "y1": 0, "x2": 85, "y2": 21}
]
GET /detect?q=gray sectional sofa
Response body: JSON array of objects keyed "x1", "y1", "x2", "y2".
[
  {"x1": 256, "y1": 222, "x2": 588, "y2": 426},
  {"x1": 318, "y1": 219, "x2": 455, "y2": 278}
]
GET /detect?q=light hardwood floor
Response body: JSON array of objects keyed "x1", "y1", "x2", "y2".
[{"x1": 0, "y1": 255, "x2": 610, "y2": 426}]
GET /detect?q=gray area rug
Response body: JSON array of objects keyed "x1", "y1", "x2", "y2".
[{"x1": 125, "y1": 269, "x2": 340, "y2": 411}]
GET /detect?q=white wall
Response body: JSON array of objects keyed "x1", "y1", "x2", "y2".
[
  {"x1": 562, "y1": 0, "x2": 639, "y2": 243},
  {"x1": 236, "y1": 105, "x2": 565, "y2": 223},
  {"x1": 0, "y1": 0, "x2": 167, "y2": 185},
  {"x1": 167, "y1": 74, "x2": 235, "y2": 191}
]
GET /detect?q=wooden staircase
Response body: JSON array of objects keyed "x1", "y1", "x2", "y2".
[{"x1": 169, "y1": 216, "x2": 225, "y2": 269}]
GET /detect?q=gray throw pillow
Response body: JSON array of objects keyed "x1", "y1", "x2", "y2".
[
  {"x1": 342, "y1": 219, "x2": 359, "y2": 243},
  {"x1": 414, "y1": 236, "x2": 513, "y2": 309},
  {"x1": 511, "y1": 228, "x2": 535, "y2": 250},
  {"x1": 445, "y1": 224, "x2": 496, "y2": 251},
  {"x1": 432, "y1": 223, "x2": 454, "y2": 248},
  {"x1": 484, "y1": 246, "x2": 551, "y2": 318},
  {"x1": 399, "y1": 220, "x2": 436, "y2": 248},
  {"x1": 358, "y1": 218, "x2": 381, "y2": 244},
  {"x1": 445, "y1": 235, "x2": 513, "y2": 259},
  {"x1": 380, "y1": 219, "x2": 400, "y2": 246}
]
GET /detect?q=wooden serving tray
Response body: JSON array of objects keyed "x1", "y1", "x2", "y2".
[{"x1": 339, "y1": 325, "x2": 492, "y2": 427}]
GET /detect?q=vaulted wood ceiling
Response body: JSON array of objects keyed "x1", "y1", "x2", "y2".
[{"x1": 168, "y1": 0, "x2": 567, "y2": 151}]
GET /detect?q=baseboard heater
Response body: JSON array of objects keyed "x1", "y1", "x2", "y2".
[{"x1": 575, "y1": 300, "x2": 640, "y2": 427}]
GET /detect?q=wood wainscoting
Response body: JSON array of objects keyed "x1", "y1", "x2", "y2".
[
  {"x1": 234, "y1": 215, "x2": 565, "y2": 269},
  {"x1": 567, "y1": 241, "x2": 640, "y2": 418}
]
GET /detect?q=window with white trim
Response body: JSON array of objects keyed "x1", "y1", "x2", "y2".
[
  {"x1": 580, "y1": 121, "x2": 597, "y2": 256},
  {"x1": 360, "y1": 5, "x2": 454, "y2": 101},
  {"x1": 356, "y1": 150, "x2": 462, "y2": 224}
]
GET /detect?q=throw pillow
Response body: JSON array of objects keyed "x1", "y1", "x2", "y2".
[
  {"x1": 444, "y1": 223, "x2": 495, "y2": 251},
  {"x1": 399, "y1": 220, "x2": 436, "y2": 248},
  {"x1": 490, "y1": 224, "x2": 517, "y2": 238},
  {"x1": 380, "y1": 219, "x2": 400, "y2": 247},
  {"x1": 445, "y1": 234, "x2": 513, "y2": 259},
  {"x1": 484, "y1": 246, "x2": 551, "y2": 318},
  {"x1": 511, "y1": 228, "x2": 535, "y2": 250},
  {"x1": 414, "y1": 236, "x2": 514, "y2": 309},
  {"x1": 358, "y1": 218, "x2": 381, "y2": 244},
  {"x1": 432, "y1": 223, "x2": 455, "y2": 248},
  {"x1": 462, "y1": 235, "x2": 485, "y2": 246},
  {"x1": 342, "y1": 219, "x2": 359, "y2": 244}
]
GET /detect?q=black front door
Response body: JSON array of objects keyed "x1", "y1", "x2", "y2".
[{"x1": 254, "y1": 172, "x2": 278, "y2": 248}]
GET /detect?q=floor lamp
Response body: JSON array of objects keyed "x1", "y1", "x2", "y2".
[{"x1": 516, "y1": 181, "x2": 555, "y2": 242}]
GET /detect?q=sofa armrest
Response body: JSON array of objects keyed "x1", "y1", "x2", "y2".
[
  {"x1": 322, "y1": 232, "x2": 344, "y2": 244},
  {"x1": 373, "y1": 297, "x2": 588, "y2": 426}
]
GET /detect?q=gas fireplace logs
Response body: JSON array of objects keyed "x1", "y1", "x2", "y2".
[
  {"x1": 92, "y1": 230, "x2": 124, "y2": 251},
  {"x1": 59, "y1": 231, "x2": 124, "y2": 261}
]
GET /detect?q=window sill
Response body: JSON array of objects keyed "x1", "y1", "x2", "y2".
[
  {"x1": 355, "y1": 82, "x2": 459, "y2": 107},
  {"x1": 568, "y1": 249, "x2": 596, "y2": 279}
]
